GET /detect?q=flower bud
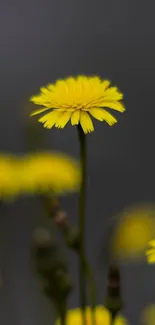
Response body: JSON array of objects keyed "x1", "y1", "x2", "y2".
[
  {"x1": 31, "y1": 227, "x2": 67, "y2": 278},
  {"x1": 54, "y1": 270, "x2": 73, "y2": 298},
  {"x1": 104, "y1": 264, "x2": 123, "y2": 317},
  {"x1": 35, "y1": 254, "x2": 67, "y2": 278},
  {"x1": 32, "y1": 227, "x2": 55, "y2": 258},
  {"x1": 53, "y1": 211, "x2": 69, "y2": 231},
  {"x1": 43, "y1": 196, "x2": 60, "y2": 218},
  {"x1": 43, "y1": 280, "x2": 56, "y2": 300},
  {"x1": 65, "y1": 226, "x2": 80, "y2": 251},
  {"x1": 42, "y1": 270, "x2": 73, "y2": 301}
]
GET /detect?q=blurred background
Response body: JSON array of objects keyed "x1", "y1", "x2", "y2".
[{"x1": 0, "y1": 0, "x2": 155, "y2": 324}]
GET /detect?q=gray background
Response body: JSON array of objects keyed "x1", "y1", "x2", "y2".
[{"x1": 0, "y1": 0, "x2": 155, "y2": 324}]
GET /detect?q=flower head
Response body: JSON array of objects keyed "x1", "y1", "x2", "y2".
[
  {"x1": 55, "y1": 306, "x2": 127, "y2": 325},
  {"x1": 142, "y1": 304, "x2": 155, "y2": 325},
  {"x1": 112, "y1": 205, "x2": 155, "y2": 261},
  {"x1": 145, "y1": 240, "x2": 155, "y2": 264},
  {"x1": 0, "y1": 155, "x2": 20, "y2": 200},
  {"x1": 30, "y1": 76, "x2": 125, "y2": 134},
  {"x1": 18, "y1": 151, "x2": 81, "y2": 195}
]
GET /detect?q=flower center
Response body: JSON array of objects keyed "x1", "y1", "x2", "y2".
[{"x1": 72, "y1": 103, "x2": 85, "y2": 110}]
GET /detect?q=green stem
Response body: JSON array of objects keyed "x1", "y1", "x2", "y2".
[
  {"x1": 57, "y1": 300, "x2": 66, "y2": 325},
  {"x1": 77, "y1": 125, "x2": 87, "y2": 324},
  {"x1": 110, "y1": 312, "x2": 117, "y2": 325},
  {"x1": 83, "y1": 256, "x2": 97, "y2": 325}
]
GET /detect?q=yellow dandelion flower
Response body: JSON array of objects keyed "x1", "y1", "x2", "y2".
[
  {"x1": 30, "y1": 76, "x2": 125, "y2": 134},
  {"x1": 0, "y1": 155, "x2": 20, "y2": 199},
  {"x1": 112, "y1": 205, "x2": 155, "y2": 261},
  {"x1": 55, "y1": 306, "x2": 127, "y2": 325},
  {"x1": 18, "y1": 151, "x2": 81, "y2": 195},
  {"x1": 145, "y1": 240, "x2": 155, "y2": 264},
  {"x1": 141, "y1": 304, "x2": 155, "y2": 325}
]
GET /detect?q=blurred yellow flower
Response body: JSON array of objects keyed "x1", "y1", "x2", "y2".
[
  {"x1": 145, "y1": 240, "x2": 155, "y2": 264},
  {"x1": 112, "y1": 205, "x2": 155, "y2": 261},
  {"x1": 30, "y1": 76, "x2": 125, "y2": 134},
  {"x1": 141, "y1": 304, "x2": 155, "y2": 325},
  {"x1": 0, "y1": 155, "x2": 20, "y2": 199},
  {"x1": 19, "y1": 151, "x2": 81, "y2": 195},
  {"x1": 55, "y1": 306, "x2": 127, "y2": 325}
]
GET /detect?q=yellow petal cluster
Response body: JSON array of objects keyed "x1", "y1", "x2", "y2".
[
  {"x1": 142, "y1": 304, "x2": 155, "y2": 325},
  {"x1": 0, "y1": 155, "x2": 20, "y2": 199},
  {"x1": 18, "y1": 151, "x2": 80, "y2": 195},
  {"x1": 145, "y1": 240, "x2": 155, "y2": 264},
  {"x1": 0, "y1": 152, "x2": 80, "y2": 199},
  {"x1": 55, "y1": 306, "x2": 127, "y2": 325},
  {"x1": 112, "y1": 205, "x2": 155, "y2": 261},
  {"x1": 30, "y1": 76, "x2": 125, "y2": 134}
]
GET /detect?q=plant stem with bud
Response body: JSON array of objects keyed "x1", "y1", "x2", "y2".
[
  {"x1": 43, "y1": 169, "x2": 97, "y2": 325},
  {"x1": 77, "y1": 125, "x2": 96, "y2": 325},
  {"x1": 104, "y1": 264, "x2": 123, "y2": 325},
  {"x1": 77, "y1": 125, "x2": 87, "y2": 324}
]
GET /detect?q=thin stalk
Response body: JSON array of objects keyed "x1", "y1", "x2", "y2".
[
  {"x1": 110, "y1": 312, "x2": 117, "y2": 325},
  {"x1": 60, "y1": 304, "x2": 66, "y2": 325},
  {"x1": 56, "y1": 300, "x2": 66, "y2": 325},
  {"x1": 83, "y1": 256, "x2": 97, "y2": 325},
  {"x1": 77, "y1": 125, "x2": 87, "y2": 325}
]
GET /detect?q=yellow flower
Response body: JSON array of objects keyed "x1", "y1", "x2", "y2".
[
  {"x1": 18, "y1": 151, "x2": 81, "y2": 195},
  {"x1": 141, "y1": 304, "x2": 155, "y2": 325},
  {"x1": 55, "y1": 306, "x2": 127, "y2": 325},
  {"x1": 0, "y1": 155, "x2": 20, "y2": 199},
  {"x1": 145, "y1": 240, "x2": 155, "y2": 263},
  {"x1": 30, "y1": 76, "x2": 125, "y2": 134},
  {"x1": 112, "y1": 205, "x2": 155, "y2": 261}
]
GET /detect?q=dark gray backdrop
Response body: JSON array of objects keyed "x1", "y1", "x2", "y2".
[{"x1": 0, "y1": 0, "x2": 155, "y2": 324}]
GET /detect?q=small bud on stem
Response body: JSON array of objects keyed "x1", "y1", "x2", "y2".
[{"x1": 104, "y1": 264, "x2": 123, "y2": 321}]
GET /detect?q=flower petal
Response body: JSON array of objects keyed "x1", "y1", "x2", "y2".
[
  {"x1": 71, "y1": 110, "x2": 80, "y2": 125},
  {"x1": 55, "y1": 111, "x2": 72, "y2": 129},
  {"x1": 90, "y1": 108, "x2": 117, "y2": 125},
  {"x1": 147, "y1": 256, "x2": 155, "y2": 263},
  {"x1": 146, "y1": 248, "x2": 155, "y2": 256},
  {"x1": 39, "y1": 110, "x2": 64, "y2": 129},
  {"x1": 30, "y1": 107, "x2": 51, "y2": 117},
  {"x1": 101, "y1": 80, "x2": 111, "y2": 91},
  {"x1": 89, "y1": 108, "x2": 105, "y2": 121},
  {"x1": 30, "y1": 93, "x2": 52, "y2": 107},
  {"x1": 148, "y1": 240, "x2": 155, "y2": 247},
  {"x1": 80, "y1": 112, "x2": 94, "y2": 134},
  {"x1": 103, "y1": 87, "x2": 123, "y2": 101},
  {"x1": 40, "y1": 87, "x2": 53, "y2": 95},
  {"x1": 99, "y1": 101, "x2": 125, "y2": 112}
]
